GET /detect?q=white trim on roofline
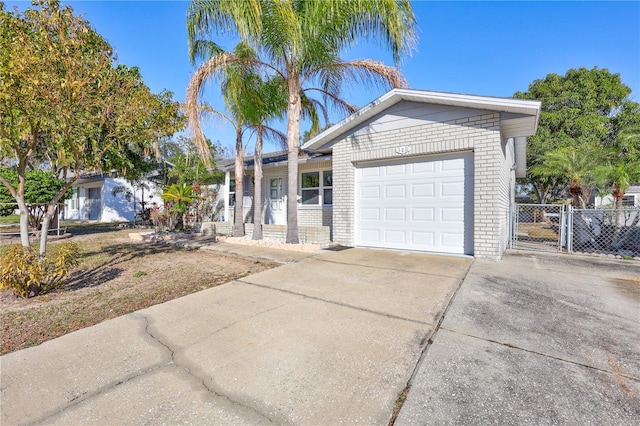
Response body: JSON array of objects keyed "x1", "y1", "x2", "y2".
[{"x1": 302, "y1": 89, "x2": 542, "y2": 152}]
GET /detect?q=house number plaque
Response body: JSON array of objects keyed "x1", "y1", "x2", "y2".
[{"x1": 395, "y1": 146, "x2": 411, "y2": 155}]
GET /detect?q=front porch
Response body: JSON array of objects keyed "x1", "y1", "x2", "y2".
[{"x1": 201, "y1": 221, "x2": 332, "y2": 245}]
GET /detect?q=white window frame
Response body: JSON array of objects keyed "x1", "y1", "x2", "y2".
[{"x1": 299, "y1": 169, "x2": 332, "y2": 207}]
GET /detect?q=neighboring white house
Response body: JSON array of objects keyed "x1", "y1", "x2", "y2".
[
  {"x1": 216, "y1": 89, "x2": 541, "y2": 260},
  {"x1": 64, "y1": 174, "x2": 164, "y2": 222},
  {"x1": 595, "y1": 186, "x2": 640, "y2": 208}
]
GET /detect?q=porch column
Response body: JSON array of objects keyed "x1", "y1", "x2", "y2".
[{"x1": 224, "y1": 171, "x2": 230, "y2": 222}]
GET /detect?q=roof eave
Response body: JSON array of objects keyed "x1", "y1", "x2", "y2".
[{"x1": 302, "y1": 89, "x2": 542, "y2": 151}]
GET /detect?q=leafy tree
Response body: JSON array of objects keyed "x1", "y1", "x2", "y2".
[
  {"x1": 165, "y1": 136, "x2": 223, "y2": 186},
  {"x1": 0, "y1": 1, "x2": 184, "y2": 255},
  {"x1": 591, "y1": 124, "x2": 640, "y2": 208},
  {"x1": 186, "y1": 0, "x2": 417, "y2": 243},
  {"x1": 514, "y1": 67, "x2": 639, "y2": 203},
  {"x1": 0, "y1": 168, "x2": 72, "y2": 228}
]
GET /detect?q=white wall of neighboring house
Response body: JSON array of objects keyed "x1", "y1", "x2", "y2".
[
  {"x1": 595, "y1": 186, "x2": 640, "y2": 208},
  {"x1": 64, "y1": 177, "x2": 164, "y2": 222}
]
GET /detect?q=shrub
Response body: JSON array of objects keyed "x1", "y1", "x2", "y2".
[{"x1": 0, "y1": 242, "x2": 80, "y2": 297}]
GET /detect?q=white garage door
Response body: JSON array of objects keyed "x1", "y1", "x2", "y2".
[{"x1": 355, "y1": 153, "x2": 473, "y2": 255}]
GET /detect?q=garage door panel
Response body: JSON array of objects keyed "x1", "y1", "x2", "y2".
[
  {"x1": 412, "y1": 162, "x2": 435, "y2": 174},
  {"x1": 361, "y1": 186, "x2": 380, "y2": 198},
  {"x1": 441, "y1": 157, "x2": 466, "y2": 171},
  {"x1": 356, "y1": 153, "x2": 473, "y2": 255},
  {"x1": 385, "y1": 185, "x2": 406, "y2": 198},
  {"x1": 411, "y1": 183, "x2": 434, "y2": 198},
  {"x1": 411, "y1": 207, "x2": 434, "y2": 221},
  {"x1": 440, "y1": 181, "x2": 465, "y2": 197},
  {"x1": 361, "y1": 168, "x2": 380, "y2": 178},
  {"x1": 385, "y1": 207, "x2": 406, "y2": 221},
  {"x1": 361, "y1": 208, "x2": 380, "y2": 221},
  {"x1": 360, "y1": 229, "x2": 381, "y2": 244},
  {"x1": 384, "y1": 230, "x2": 406, "y2": 244},
  {"x1": 441, "y1": 232, "x2": 464, "y2": 248},
  {"x1": 386, "y1": 164, "x2": 407, "y2": 176},
  {"x1": 411, "y1": 231, "x2": 434, "y2": 246},
  {"x1": 441, "y1": 207, "x2": 464, "y2": 222}
]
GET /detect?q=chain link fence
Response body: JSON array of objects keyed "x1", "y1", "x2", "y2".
[
  {"x1": 568, "y1": 208, "x2": 640, "y2": 257},
  {"x1": 510, "y1": 204, "x2": 640, "y2": 258},
  {"x1": 510, "y1": 204, "x2": 565, "y2": 252}
]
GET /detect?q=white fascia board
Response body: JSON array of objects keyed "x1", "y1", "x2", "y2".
[{"x1": 302, "y1": 89, "x2": 542, "y2": 152}]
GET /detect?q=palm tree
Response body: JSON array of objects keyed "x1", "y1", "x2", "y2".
[
  {"x1": 162, "y1": 183, "x2": 197, "y2": 230},
  {"x1": 188, "y1": 42, "x2": 261, "y2": 237},
  {"x1": 533, "y1": 146, "x2": 597, "y2": 208},
  {"x1": 186, "y1": 0, "x2": 417, "y2": 243}
]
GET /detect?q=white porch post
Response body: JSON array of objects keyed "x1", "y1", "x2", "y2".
[{"x1": 224, "y1": 171, "x2": 230, "y2": 222}]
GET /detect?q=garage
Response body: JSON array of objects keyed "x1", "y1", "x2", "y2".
[
  {"x1": 302, "y1": 89, "x2": 541, "y2": 259},
  {"x1": 355, "y1": 153, "x2": 474, "y2": 255}
]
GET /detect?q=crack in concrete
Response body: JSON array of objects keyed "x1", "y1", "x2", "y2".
[
  {"x1": 236, "y1": 278, "x2": 430, "y2": 326},
  {"x1": 135, "y1": 313, "x2": 278, "y2": 424},
  {"x1": 442, "y1": 328, "x2": 640, "y2": 383},
  {"x1": 29, "y1": 314, "x2": 174, "y2": 425}
]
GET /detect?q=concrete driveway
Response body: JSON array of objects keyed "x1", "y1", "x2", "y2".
[
  {"x1": 0, "y1": 245, "x2": 471, "y2": 425},
  {"x1": 396, "y1": 251, "x2": 640, "y2": 425}
]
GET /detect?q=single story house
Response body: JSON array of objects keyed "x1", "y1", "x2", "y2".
[
  {"x1": 215, "y1": 89, "x2": 541, "y2": 260},
  {"x1": 64, "y1": 173, "x2": 164, "y2": 222}
]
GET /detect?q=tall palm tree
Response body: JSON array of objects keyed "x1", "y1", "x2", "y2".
[
  {"x1": 188, "y1": 42, "x2": 262, "y2": 237},
  {"x1": 186, "y1": 0, "x2": 417, "y2": 243}
]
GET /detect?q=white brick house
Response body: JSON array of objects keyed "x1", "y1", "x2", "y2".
[{"x1": 217, "y1": 89, "x2": 541, "y2": 260}]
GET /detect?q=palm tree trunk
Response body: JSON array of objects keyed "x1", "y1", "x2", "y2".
[
  {"x1": 252, "y1": 129, "x2": 264, "y2": 240},
  {"x1": 286, "y1": 76, "x2": 302, "y2": 244},
  {"x1": 233, "y1": 129, "x2": 245, "y2": 237}
]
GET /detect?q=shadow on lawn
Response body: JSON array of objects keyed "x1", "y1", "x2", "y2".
[{"x1": 65, "y1": 241, "x2": 186, "y2": 291}]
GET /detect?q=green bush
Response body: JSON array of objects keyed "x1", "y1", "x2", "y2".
[{"x1": 0, "y1": 242, "x2": 80, "y2": 298}]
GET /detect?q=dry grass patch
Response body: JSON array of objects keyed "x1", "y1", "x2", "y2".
[{"x1": 0, "y1": 224, "x2": 277, "y2": 355}]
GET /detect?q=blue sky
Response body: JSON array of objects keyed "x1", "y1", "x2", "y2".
[{"x1": 6, "y1": 1, "x2": 640, "y2": 153}]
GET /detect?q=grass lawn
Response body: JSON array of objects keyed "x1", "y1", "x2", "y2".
[
  {"x1": 0, "y1": 214, "x2": 19, "y2": 224},
  {"x1": 0, "y1": 223, "x2": 278, "y2": 355}
]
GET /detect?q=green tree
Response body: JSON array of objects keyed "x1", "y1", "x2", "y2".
[
  {"x1": 0, "y1": 1, "x2": 183, "y2": 255},
  {"x1": 514, "y1": 67, "x2": 639, "y2": 203},
  {"x1": 591, "y1": 124, "x2": 640, "y2": 208},
  {"x1": 166, "y1": 137, "x2": 222, "y2": 186},
  {"x1": 0, "y1": 169, "x2": 72, "y2": 228},
  {"x1": 186, "y1": 0, "x2": 417, "y2": 243}
]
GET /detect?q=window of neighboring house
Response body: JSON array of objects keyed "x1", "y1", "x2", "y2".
[
  {"x1": 69, "y1": 188, "x2": 79, "y2": 210},
  {"x1": 301, "y1": 170, "x2": 332, "y2": 206},
  {"x1": 621, "y1": 195, "x2": 636, "y2": 207}
]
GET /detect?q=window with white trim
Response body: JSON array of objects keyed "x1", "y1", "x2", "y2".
[
  {"x1": 622, "y1": 195, "x2": 637, "y2": 207},
  {"x1": 300, "y1": 170, "x2": 332, "y2": 206},
  {"x1": 69, "y1": 188, "x2": 79, "y2": 210},
  {"x1": 229, "y1": 179, "x2": 236, "y2": 206}
]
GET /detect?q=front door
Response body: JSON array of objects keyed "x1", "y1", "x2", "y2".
[
  {"x1": 87, "y1": 187, "x2": 102, "y2": 221},
  {"x1": 267, "y1": 176, "x2": 285, "y2": 225}
]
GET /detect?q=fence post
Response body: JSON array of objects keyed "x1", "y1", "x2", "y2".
[{"x1": 566, "y1": 206, "x2": 573, "y2": 253}]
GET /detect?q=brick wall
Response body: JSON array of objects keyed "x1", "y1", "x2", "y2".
[{"x1": 333, "y1": 112, "x2": 511, "y2": 259}]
